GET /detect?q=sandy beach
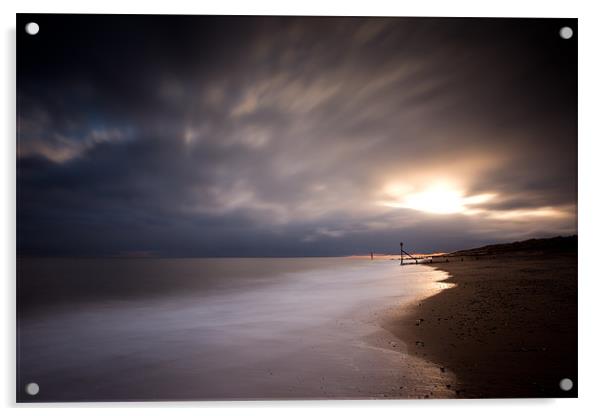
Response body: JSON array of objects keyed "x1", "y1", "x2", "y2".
[{"x1": 390, "y1": 237, "x2": 577, "y2": 398}]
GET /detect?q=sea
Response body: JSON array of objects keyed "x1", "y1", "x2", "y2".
[{"x1": 17, "y1": 257, "x2": 454, "y2": 401}]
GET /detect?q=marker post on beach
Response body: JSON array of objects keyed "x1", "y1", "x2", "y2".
[
  {"x1": 400, "y1": 242, "x2": 403, "y2": 266},
  {"x1": 400, "y1": 242, "x2": 420, "y2": 265}
]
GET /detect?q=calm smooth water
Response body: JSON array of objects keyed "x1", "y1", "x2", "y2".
[{"x1": 17, "y1": 258, "x2": 454, "y2": 401}]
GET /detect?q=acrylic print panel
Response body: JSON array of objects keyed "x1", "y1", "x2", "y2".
[{"x1": 16, "y1": 14, "x2": 577, "y2": 402}]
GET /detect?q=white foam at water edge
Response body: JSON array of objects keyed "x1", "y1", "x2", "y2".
[{"x1": 19, "y1": 259, "x2": 455, "y2": 399}]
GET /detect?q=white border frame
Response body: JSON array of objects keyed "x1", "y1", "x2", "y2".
[{"x1": 3, "y1": 1, "x2": 601, "y2": 414}]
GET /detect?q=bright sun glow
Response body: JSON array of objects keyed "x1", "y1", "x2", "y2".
[{"x1": 382, "y1": 183, "x2": 496, "y2": 215}]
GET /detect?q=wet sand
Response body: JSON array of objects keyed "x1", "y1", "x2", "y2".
[{"x1": 390, "y1": 248, "x2": 577, "y2": 398}]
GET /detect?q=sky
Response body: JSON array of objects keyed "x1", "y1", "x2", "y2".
[{"x1": 17, "y1": 15, "x2": 577, "y2": 257}]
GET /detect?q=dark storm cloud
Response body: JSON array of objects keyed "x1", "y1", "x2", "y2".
[{"x1": 17, "y1": 15, "x2": 577, "y2": 256}]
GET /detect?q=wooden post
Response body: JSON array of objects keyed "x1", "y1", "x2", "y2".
[
  {"x1": 371, "y1": 251, "x2": 374, "y2": 260},
  {"x1": 400, "y1": 242, "x2": 403, "y2": 266}
]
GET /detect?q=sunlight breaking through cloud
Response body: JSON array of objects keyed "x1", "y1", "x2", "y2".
[
  {"x1": 380, "y1": 183, "x2": 496, "y2": 215},
  {"x1": 17, "y1": 16, "x2": 577, "y2": 256}
]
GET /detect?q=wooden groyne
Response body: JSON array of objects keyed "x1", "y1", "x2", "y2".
[{"x1": 399, "y1": 240, "x2": 498, "y2": 265}]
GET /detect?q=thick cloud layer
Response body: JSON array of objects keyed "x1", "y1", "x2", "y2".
[{"x1": 17, "y1": 15, "x2": 577, "y2": 256}]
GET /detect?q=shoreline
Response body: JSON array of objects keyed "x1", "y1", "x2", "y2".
[
  {"x1": 17, "y1": 259, "x2": 456, "y2": 401},
  {"x1": 389, "y1": 251, "x2": 577, "y2": 398}
]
